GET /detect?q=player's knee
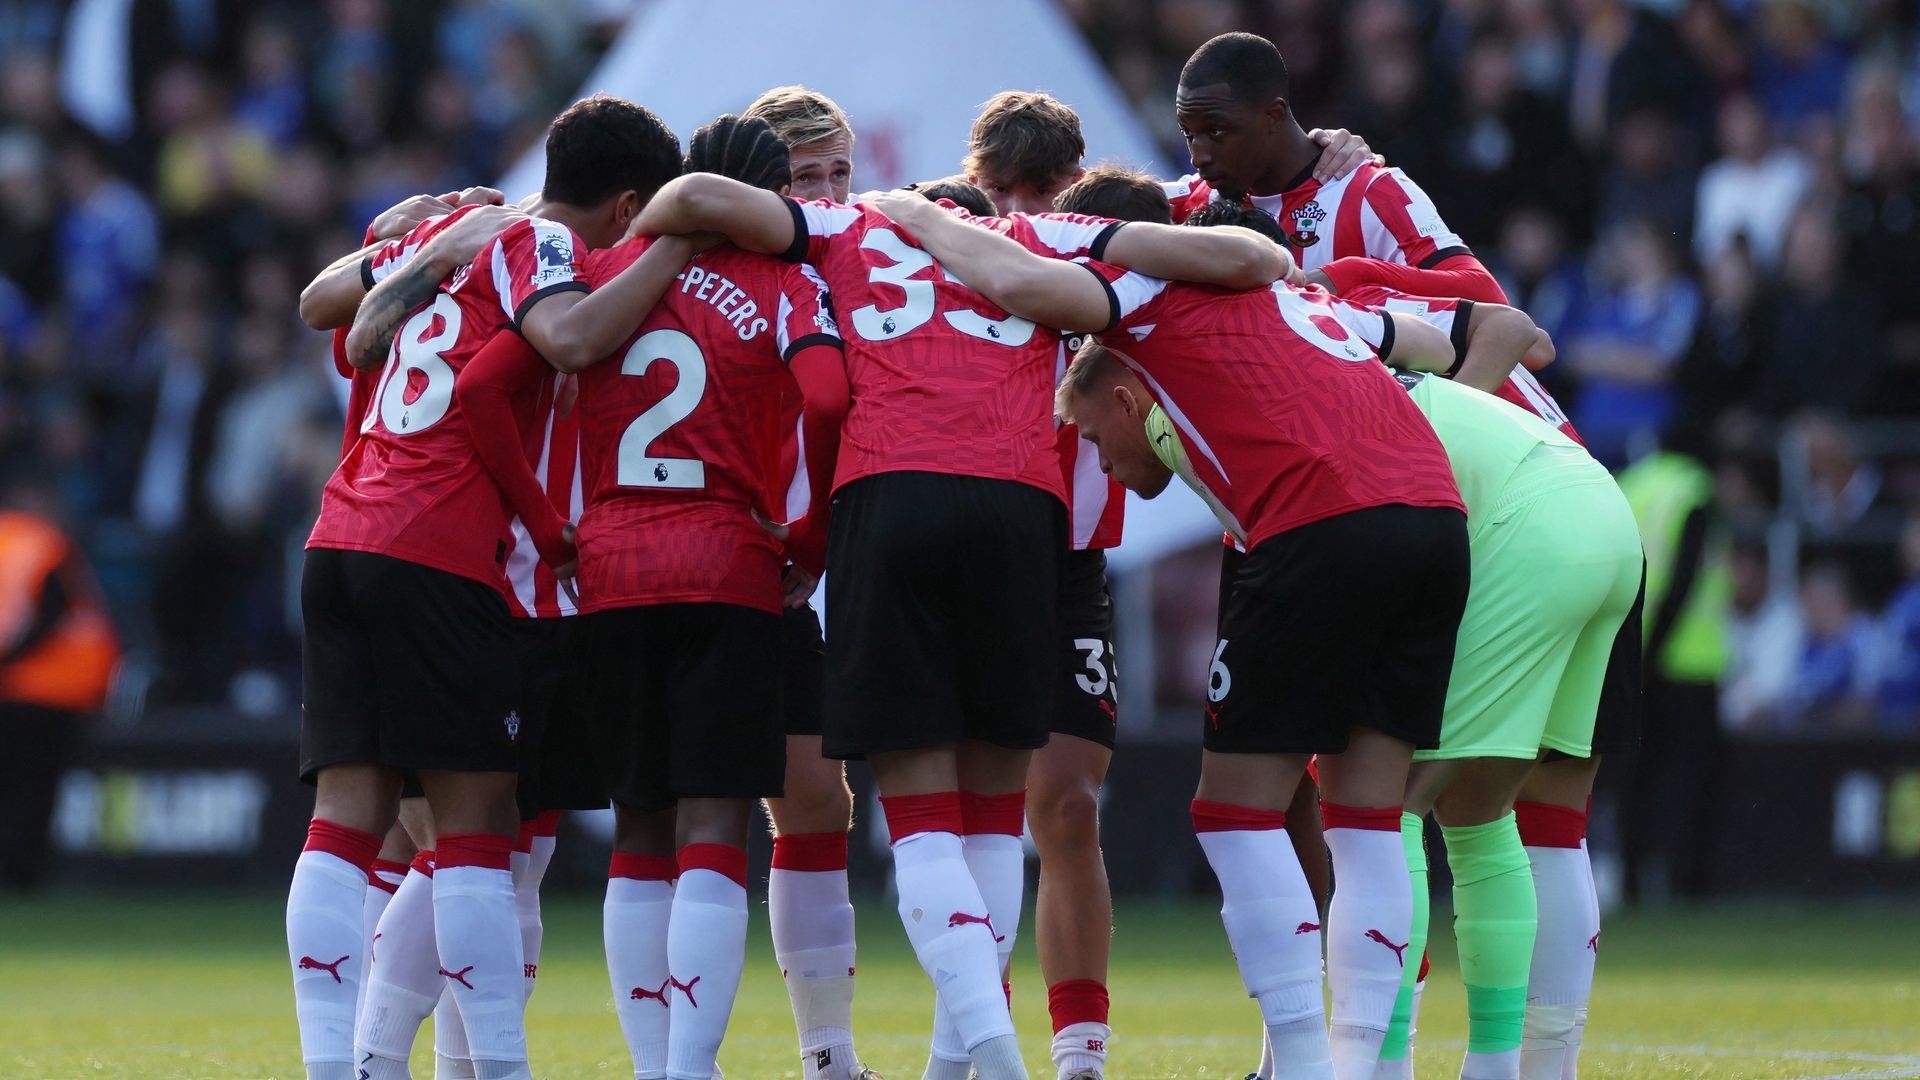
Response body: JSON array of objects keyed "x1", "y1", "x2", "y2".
[
  {"x1": 1028, "y1": 778, "x2": 1100, "y2": 855},
  {"x1": 769, "y1": 774, "x2": 853, "y2": 836}
]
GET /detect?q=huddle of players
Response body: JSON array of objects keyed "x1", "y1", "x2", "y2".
[{"x1": 283, "y1": 28, "x2": 1641, "y2": 1080}]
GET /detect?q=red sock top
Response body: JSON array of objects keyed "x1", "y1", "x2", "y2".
[
  {"x1": 1515, "y1": 800, "x2": 1588, "y2": 848},
  {"x1": 960, "y1": 790, "x2": 1027, "y2": 836},
  {"x1": 1046, "y1": 978, "x2": 1110, "y2": 1031},
  {"x1": 436, "y1": 833, "x2": 512, "y2": 871},
  {"x1": 513, "y1": 821, "x2": 537, "y2": 854},
  {"x1": 880, "y1": 791, "x2": 964, "y2": 841},
  {"x1": 303, "y1": 818, "x2": 383, "y2": 870},
  {"x1": 530, "y1": 809, "x2": 563, "y2": 837},
  {"x1": 1190, "y1": 799, "x2": 1286, "y2": 833},
  {"x1": 609, "y1": 851, "x2": 678, "y2": 882},
  {"x1": 408, "y1": 850, "x2": 434, "y2": 876},
  {"x1": 370, "y1": 857, "x2": 410, "y2": 878},
  {"x1": 678, "y1": 843, "x2": 748, "y2": 887},
  {"x1": 771, "y1": 831, "x2": 849, "y2": 872},
  {"x1": 1319, "y1": 802, "x2": 1403, "y2": 831}
]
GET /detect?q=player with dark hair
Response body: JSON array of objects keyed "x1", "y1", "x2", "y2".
[
  {"x1": 1168, "y1": 32, "x2": 1506, "y2": 305},
  {"x1": 287, "y1": 94, "x2": 687, "y2": 1080},
  {"x1": 862, "y1": 186, "x2": 1471, "y2": 1080}
]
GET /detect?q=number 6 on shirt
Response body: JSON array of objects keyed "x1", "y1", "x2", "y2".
[{"x1": 616, "y1": 327, "x2": 707, "y2": 489}]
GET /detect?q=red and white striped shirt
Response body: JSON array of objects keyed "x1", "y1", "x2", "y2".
[
  {"x1": 500, "y1": 372, "x2": 582, "y2": 619},
  {"x1": 1163, "y1": 163, "x2": 1470, "y2": 272}
]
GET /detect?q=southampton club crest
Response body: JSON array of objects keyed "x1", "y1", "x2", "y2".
[{"x1": 1288, "y1": 201, "x2": 1327, "y2": 249}]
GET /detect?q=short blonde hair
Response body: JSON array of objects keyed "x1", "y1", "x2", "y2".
[
  {"x1": 1057, "y1": 341, "x2": 1123, "y2": 422},
  {"x1": 964, "y1": 90, "x2": 1084, "y2": 190},
  {"x1": 744, "y1": 85, "x2": 854, "y2": 151}
]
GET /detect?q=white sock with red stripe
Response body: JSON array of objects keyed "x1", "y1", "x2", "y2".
[
  {"x1": 1516, "y1": 802, "x2": 1599, "y2": 1080},
  {"x1": 288, "y1": 818, "x2": 382, "y2": 1080},
  {"x1": 666, "y1": 844, "x2": 751, "y2": 1080},
  {"x1": 435, "y1": 991, "x2": 476, "y2": 1079},
  {"x1": 513, "y1": 812, "x2": 561, "y2": 1003},
  {"x1": 1048, "y1": 980, "x2": 1111, "y2": 1079},
  {"x1": 931, "y1": 792, "x2": 1027, "y2": 1071},
  {"x1": 432, "y1": 833, "x2": 529, "y2": 1079},
  {"x1": 607, "y1": 853, "x2": 677, "y2": 1080},
  {"x1": 1319, "y1": 802, "x2": 1412, "y2": 1079},
  {"x1": 1191, "y1": 800, "x2": 1333, "y2": 1080},
  {"x1": 882, "y1": 793, "x2": 1026, "y2": 1080},
  {"x1": 358, "y1": 859, "x2": 407, "y2": 1022},
  {"x1": 357, "y1": 851, "x2": 443, "y2": 1079},
  {"x1": 769, "y1": 832, "x2": 864, "y2": 1080}
]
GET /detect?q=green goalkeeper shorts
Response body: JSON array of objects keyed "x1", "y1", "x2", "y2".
[{"x1": 1413, "y1": 445, "x2": 1643, "y2": 762}]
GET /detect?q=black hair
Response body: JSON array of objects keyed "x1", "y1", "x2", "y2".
[
  {"x1": 907, "y1": 176, "x2": 998, "y2": 217},
  {"x1": 1179, "y1": 32, "x2": 1290, "y2": 105},
  {"x1": 1054, "y1": 165, "x2": 1172, "y2": 224},
  {"x1": 685, "y1": 114, "x2": 792, "y2": 193},
  {"x1": 1182, "y1": 199, "x2": 1286, "y2": 244},
  {"x1": 542, "y1": 93, "x2": 682, "y2": 207}
]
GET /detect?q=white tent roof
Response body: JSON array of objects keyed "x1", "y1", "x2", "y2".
[{"x1": 500, "y1": 0, "x2": 1164, "y2": 197}]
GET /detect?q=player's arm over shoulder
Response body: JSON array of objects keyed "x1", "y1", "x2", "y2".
[
  {"x1": 519, "y1": 231, "x2": 697, "y2": 373},
  {"x1": 633, "y1": 173, "x2": 801, "y2": 259}
]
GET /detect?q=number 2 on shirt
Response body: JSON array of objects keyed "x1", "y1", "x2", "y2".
[{"x1": 616, "y1": 328, "x2": 707, "y2": 490}]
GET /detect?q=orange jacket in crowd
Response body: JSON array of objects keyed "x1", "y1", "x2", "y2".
[{"x1": 0, "y1": 511, "x2": 120, "y2": 713}]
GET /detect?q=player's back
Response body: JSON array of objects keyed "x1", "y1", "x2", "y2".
[
  {"x1": 575, "y1": 239, "x2": 828, "y2": 614},
  {"x1": 1098, "y1": 274, "x2": 1460, "y2": 546},
  {"x1": 786, "y1": 200, "x2": 1065, "y2": 500},
  {"x1": 1393, "y1": 370, "x2": 1587, "y2": 535},
  {"x1": 310, "y1": 215, "x2": 587, "y2": 587}
]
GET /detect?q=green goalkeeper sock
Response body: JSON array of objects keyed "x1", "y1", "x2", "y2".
[
  {"x1": 1442, "y1": 812, "x2": 1537, "y2": 1077},
  {"x1": 1377, "y1": 812, "x2": 1428, "y2": 1069}
]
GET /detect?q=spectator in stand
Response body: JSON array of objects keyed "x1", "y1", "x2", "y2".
[
  {"x1": 1597, "y1": 106, "x2": 1698, "y2": 239},
  {"x1": 1694, "y1": 93, "x2": 1812, "y2": 269},
  {"x1": 1567, "y1": 0, "x2": 1704, "y2": 153},
  {"x1": 1780, "y1": 561, "x2": 1882, "y2": 730},
  {"x1": 1562, "y1": 218, "x2": 1702, "y2": 466},
  {"x1": 1491, "y1": 205, "x2": 1584, "y2": 341},
  {"x1": 232, "y1": 17, "x2": 309, "y2": 147},
  {"x1": 1751, "y1": 0, "x2": 1851, "y2": 135},
  {"x1": 1442, "y1": 31, "x2": 1590, "y2": 245},
  {"x1": 1722, "y1": 540, "x2": 1802, "y2": 730},
  {"x1": 1836, "y1": 66, "x2": 1920, "y2": 412},
  {"x1": 1790, "y1": 411, "x2": 1886, "y2": 538},
  {"x1": 1879, "y1": 513, "x2": 1920, "y2": 731},
  {"x1": 1750, "y1": 210, "x2": 1881, "y2": 416},
  {"x1": 55, "y1": 132, "x2": 160, "y2": 381}
]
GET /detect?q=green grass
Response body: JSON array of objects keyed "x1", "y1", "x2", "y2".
[{"x1": 0, "y1": 894, "x2": 1914, "y2": 1078}]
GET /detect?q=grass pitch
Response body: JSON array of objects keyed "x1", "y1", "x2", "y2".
[{"x1": 0, "y1": 893, "x2": 1914, "y2": 1078}]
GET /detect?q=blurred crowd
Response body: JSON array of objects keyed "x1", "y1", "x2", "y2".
[
  {"x1": 2, "y1": 0, "x2": 1919, "y2": 735},
  {"x1": 0, "y1": 0, "x2": 619, "y2": 713}
]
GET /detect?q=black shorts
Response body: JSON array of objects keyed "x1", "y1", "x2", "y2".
[
  {"x1": 780, "y1": 603, "x2": 826, "y2": 738},
  {"x1": 1583, "y1": 558, "x2": 1646, "y2": 756},
  {"x1": 300, "y1": 549, "x2": 524, "y2": 781},
  {"x1": 512, "y1": 618, "x2": 607, "y2": 815},
  {"x1": 586, "y1": 603, "x2": 784, "y2": 812},
  {"x1": 1208, "y1": 504, "x2": 1469, "y2": 755},
  {"x1": 1054, "y1": 549, "x2": 1119, "y2": 749},
  {"x1": 823, "y1": 471, "x2": 1064, "y2": 759}
]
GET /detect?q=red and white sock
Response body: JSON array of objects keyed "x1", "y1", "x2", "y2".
[
  {"x1": 432, "y1": 833, "x2": 529, "y2": 1079},
  {"x1": 1517, "y1": 801, "x2": 1599, "y2": 1080},
  {"x1": 288, "y1": 818, "x2": 382, "y2": 1079},
  {"x1": 512, "y1": 811, "x2": 561, "y2": 1003},
  {"x1": 435, "y1": 990, "x2": 476, "y2": 1079},
  {"x1": 931, "y1": 792, "x2": 1027, "y2": 1070},
  {"x1": 1319, "y1": 802, "x2": 1411, "y2": 1079},
  {"x1": 770, "y1": 831, "x2": 863, "y2": 1080},
  {"x1": 882, "y1": 793, "x2": 1024, "y2": 1079},
  {"x1": 1191, "y1": 800, "x2": 1333, "y2": 1080},
  {"x1": 1048, "y1": 979, "x2": 1111, "y2": 1079},
  {"x1": 607, "y1": 852, "x2": 677, "y2": 1080},
  {"x1": 665, "y1": 844, "x2": 751, "y2": 1080},
  {"x1": 357, "y1": 851, "x2": 443, "y2": 1079},
  {"x1": 358, "y1": 859, "x2": 407, "y2": 1021}
]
